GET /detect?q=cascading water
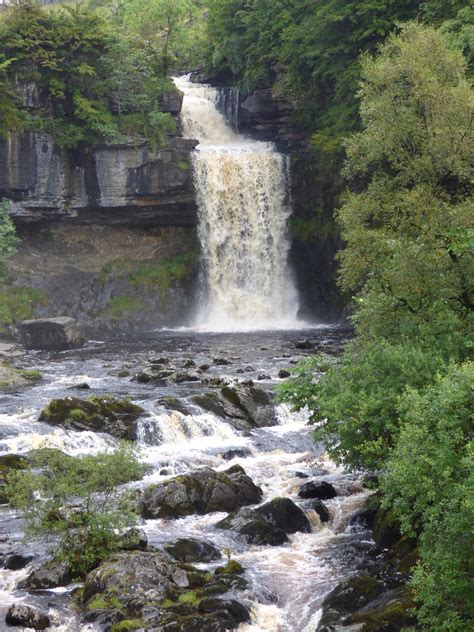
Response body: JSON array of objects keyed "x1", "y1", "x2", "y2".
[{"x1": 174, "y1": 75, "x2": 300, "y2": 331}]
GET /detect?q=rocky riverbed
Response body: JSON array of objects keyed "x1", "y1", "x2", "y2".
[{"x1": 0, "y1": 327, "x2": 413, "y2": 631}]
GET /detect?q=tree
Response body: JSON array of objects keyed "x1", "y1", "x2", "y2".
[
  {"x1": 337, "y1": 22, "x2": 473, "y2": 350},
  {"x1": 0, "y1": 199, "x2": 19, "y2": 279},
  {"x1": 382, "y1": 362, "x2": 474, "y2": 631},
  {"x1": 6, "y1": 444, "x2": 146, "y2": 577}
]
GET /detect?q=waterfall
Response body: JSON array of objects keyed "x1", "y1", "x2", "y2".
[{"x1": 174, "y1": 75, "x2": 300, "y2": 331}]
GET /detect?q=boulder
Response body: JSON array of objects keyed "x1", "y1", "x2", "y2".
[
  {"x1": 141, "y1": 465, "x2": 262, "y2": 519},
  {"x1": 311, "y1": 500, "x2": 330, "y2": 523},
  {"x1": 5, "y1": 604, "x2": 50, "y2": 630},
  {"x1": 217, "y1": 497, "x2": 311, "y2": 545},
  {"x1": 157, "y1": 396, "x2": 191, "y2": 416},
  {"x1": 18, "y1": 317, "x2": 84, "y2": 351},
  {"x1": 19, "y1": 560, "x2": 72, "y2": 590},
  {"x1": 81, "y1": 550, "x2": 249, "y2": 631},
  {"x1": 164, "y1": 538, "x2": 222, "y2": 563},
  {"x1": 192, "y1": 383, "x2": 276, "y2": 430},
  {"x1": 39, "y1": 395, "x2": 145, "y2": 440},
  {"x1": 117, "y1": 527, "x2": 148, "y2": 552},
  {"x1": 3, "y1": 553, "x2": 34, "y2": 571},
  {"x1": 298, "y1": 481, "x2": 337, "y2": 500}
]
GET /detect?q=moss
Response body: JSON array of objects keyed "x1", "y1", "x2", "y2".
[
  {"x1": 111, "y1": 619, "x2": 147, "y2": 631},
  {"x1": 68, "y1": 408, "x2": 89, "y2": 422},
  {"x1": 178, "y1": 160, "x2": 191, "y2": 170},
  {"x1": 19, "y1": 369, "x2": 43, "y2": 381},
  {"x1": 177, "y1": 591, "x2": 202, "y2": 606},
  {"x1": 214, "y1": 559, "x2": 243, "y2": 575},
  {"x1": 86, "y1": 595, "x2": 110, "y2": 611},
  {"x1": 0, "y1": 286, "x2": 48, "y2": 329},
  {"x1": 106, "y1": 296, "x2": 146, "y2": 320},
  {"x1": 350, "y1": 589, "x2": 416, "y2": 631},
  {"x1": 129, "y1": 250, "x2": 199, "y2": 296}
]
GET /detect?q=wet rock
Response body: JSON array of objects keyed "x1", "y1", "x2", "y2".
[
  {"x1": 220, "y1": 447, "x2": 252, "y2": 461},
  {"x1": 317, "y1": 576, "x2": 385, "y2": 630},
  {"x1": 349, "y1": 507, "x2": 377, "y2": 531},
  {"x1": 81, "y1": 550, "x2": 249, "y2": 631},
  {"x1": 217, "y1": 497, "x2": 311, "y2": 545},
  {"x1": 298, "y1": 480, "x2": 337, "y2": 500},
  {"x1": 192, "y1": 383, "x2": 276, "y2": 430},
  {"x1": 348, "y1": 586, "x2": 416, "y2": 630},
  {"x1": 181, "y1": 359, "x2": 196, "y2": 368},
  {"x1": 311, "y1": 500, "x2": 330, "y2": 523},
  {"x1": 295, "y1": 340, "x2": 315, "y2": 350},
  {"x1": 278, "y1": 369, "x2": 291, "y2": 378},
  {"x1": 6, "y1": 604, "x2": 50, "y2": 630},
  {"x1": 213, "y1": 358, "x2": 232, "y2": 366},
  {"x1": 18, "y1": 317, "x2": 84, "y2": 351},
  {"x1": 135, "y1": 366, "x2": 200, "y2": 386},
  {"x1": 117, "y1": 527, "x2": 148, "y2": 552},
  {"x1": 157, "y1": 396, "x2": 191, "y2": 416},
  {"x1": 70, "y1": 382, "x2": 91, "y2": 390},
  {"x1": 199, "y1": 363, "x2": 211, "y2": 371},
  {"x1": 38, "y1": 395, "x2": 145, "y2": 440},
  {"x1": 3, "y1": 553, "x2": 34, "y2": 571},
  {"x1": 141, "y1": 465, "x2": 262, "y2": 519},
  {"x1": 257, "y1": 373, "x2": 271, "y2": 380},
  {"x1": 164, "y1": 538, "x2": 222, "y2": 563},
  {"x1": 0, "y1": 454, "x2": 28, "y2": 504},
  {"x1": 148, "y1": 355, "x2": 170, "y2": 365},
  {"x1": 116, "y1": 370, "x2": 130, "y2": 378},
  {"x1": 294, "y1": 471, "x2": 309, "y2": 479},
  {"x1": 19, "y1": 560, "x2": 72, "y2": 590}
]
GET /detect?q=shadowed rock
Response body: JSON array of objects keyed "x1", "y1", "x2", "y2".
[{"x1": 18, "y1": 317, "x2": 84, "y2": 350}]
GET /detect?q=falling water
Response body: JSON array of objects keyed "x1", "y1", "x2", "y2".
[{"x1": 174, "y1": 75, "x2": 299, "y2": 331}]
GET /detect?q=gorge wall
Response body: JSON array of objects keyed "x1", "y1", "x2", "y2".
[
  {"x1": 0, "y1": 81, "x2": 343, "y2": 332},
  {"x1": 0, "y1": 91, "x2": 200, "y2": 332}
]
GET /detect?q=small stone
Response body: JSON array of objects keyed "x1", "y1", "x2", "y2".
[
  {"x1": 213, "y1": 357, "x2": 232, "y2": 366},
  {"x1": 172, "y1": 568, "x2": 189, "y2": 588},
  {"x1": 199, "y1": 363, "x2": 211, "y2": 371},
  {"x1": 278, "y1": 369, "x2": 291, "y2": 378}
]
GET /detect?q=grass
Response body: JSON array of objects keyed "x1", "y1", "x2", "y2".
[{"x1": 106, "y1": 296, "x2": 146, "y2": 320}]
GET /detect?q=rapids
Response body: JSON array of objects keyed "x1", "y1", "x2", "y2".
[{"x1": 0, "y1": 328, "x2": 372, "y2": 632}]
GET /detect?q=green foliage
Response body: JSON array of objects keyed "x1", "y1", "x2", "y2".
[
  {"x1": 129, "y1": 250, "x2": 199, "y2": 294},
  {"x1": 0, "y1": 200, "x2": 19, "y2": 280},
  {"x1": 382, "y1": 363, "x2": 474, "y2": 631},
  {"x1": 338, "y1": 23, "x2": 473, "y2": 349},
  {"x1": 106, "y1": 296, "x2": 146, "y2": 319},
  {"x1": 6, "y1": 444, "x2": 146, "y2": 578},
  {"x1": 278, "y1": 341, "x2": 448, "y2": 471},
  {"x1": 0, "y1": 1, "x2": 176, "y2": 148},
  {"x1": 19, "y1": 369, "x2": 43, "y2": 381},
  {"x1": 0, "y1": 286, "x2": 48, "y2": 328}
]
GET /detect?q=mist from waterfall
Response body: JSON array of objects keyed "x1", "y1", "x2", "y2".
[{"x1": 174, "y1": 75, "x2": 300, "y2": 331}]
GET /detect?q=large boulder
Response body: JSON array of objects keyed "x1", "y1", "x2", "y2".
[
  {"x1": 298, "y1": 480, "x2": 337, "y2": 500},
  {"x1": 217, "y1": 497, "x2": 311, "y2": 546},
  {"x1": 18, "y1": 317, "x2": 84, "y2": 351},
  {"x1": 164, "y1": 538, "x2": 222, "y2": 563},
  {"x1": 5, "y1": 604, "x2": 50, "y2": 630},
  {"x1": 39, "y1": 395, "x2": 145, "y2": 440},
  {"x1": 19, "y1": 560, "x2": 72, "y2": 590},
  {"x1": 141, "y1": 465, "x2": 262, "y2": 519},
  {"x1": 192, "y1": 383, "x2": 276, "y2": 430},
  {"x1": 81, "y1": 550, "x2": 249, "y2": 631}
]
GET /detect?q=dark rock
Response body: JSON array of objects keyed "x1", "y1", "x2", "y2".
[
  {"x1": 141, "y1": 465, "x2": 262, "y2": 519},
  {"x1": 294, "y1": 471, "x2": 309, "y2": 479},
  {"x1": 117, "y1": 527, "x2": 148, "y2": 552},
  {"x1": 148, "y1": 356, "x2": 171, "y2": 365},
  {"x1": 311, "y1": 500, "x2": 330, "y2": 523},
  {"x1": 181, "y1": 359, "x2": 196, "y2": 368},
  {"x1": 192, "y1": 384, "x2": 276, "y2": 430},
  {"x1": 81, "y1": 550, "x2": 249, "y2": 631},
  {"x1": 298, "y1": 481, "x2": 337, "y2": 500},
  {"x1": 199, "y1": 363, "x2": 211, "y2": 371},
  {"x1": 70, "y1": 382, "x2": 91, "y2": 390},
  {"x1": 38, "y1": 395, "x2": 145, "y2": 440},
  {"x1": 295, "y1": 340, "x2": 314, "y2": 350},
  {"x1": 164, "y1": 538, "x2": 222, "y2": 563},
  {"x1": 18, "y1": 317, "x2": 84, "y2": 351},
  {"x1": 3, "y1": 553, "x2": 34, "y2": 571},
  {"x1": 349, "y1": 507, "x2": 377, "y2": 531},
  {"x1": 348, "y1": 586, "x2": 416, "y2": 630},
  {"x1": 6, "y1": 605, "x2": 50, "y2": 630},
  {"x1": 217, "y1": 497, "x2": 310, "y2": 545},
  {"x1": 220, "y1": 447, "x2": 252, "y2": 461},
  {"x1": 317, "y1": 576, "x2": 385, "y2": 630},
  {"x1": 213, "y1": 358, "x2": 232, "y2": 366},
  {"x1": 116, "y1": 370, "x2": 130, "y2": 378},
  {"x1": 257, "y1": 374, "x2": 271, "y2": 380},
  {"x1": 157, "y1": 396, "x2": 191, "y2": 416},
  {"x1": 278, "y1": 369, "x2": 291, "y2": 378},
  {"x1": 19, "y1": 560, "x2": 72, "y2": 590}
]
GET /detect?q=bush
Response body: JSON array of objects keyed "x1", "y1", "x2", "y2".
[
  {"x1": 278, "y1": 341, "x2": 448, "y2": 471},
  {"x1": 6, "y1": 444, "x2": 146, "y2": 578},
  {"x1": 382, "y1": 362, "x2": 474, "y2": 631}
]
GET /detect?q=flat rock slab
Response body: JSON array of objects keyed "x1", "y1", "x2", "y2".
[{"x1": 18, "y1": 317, "x2": 84, "y2": 350}]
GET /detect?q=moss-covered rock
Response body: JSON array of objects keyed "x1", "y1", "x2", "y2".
[
  {"x1": 349, "y1": 587, "x2": 416, "y2": 631},
  {"x1": 39, "y1": 395, "x2": 145, "y2": 440},
  {"x1": 141, "y1": 465, "x2": 262, "y2": 519},
  {"x1": 164, "y1": 538, "x2": 222, "y2": 564}
]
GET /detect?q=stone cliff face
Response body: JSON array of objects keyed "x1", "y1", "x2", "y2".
[{"x1": 1, "y1": 91, "x2": 200, "y2": 332}]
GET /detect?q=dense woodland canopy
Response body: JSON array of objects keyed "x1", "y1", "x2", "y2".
[{"x1": 0, "y1": 1, "x2": 473, "y2": 630}]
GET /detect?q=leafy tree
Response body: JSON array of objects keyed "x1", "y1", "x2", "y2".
[
  {"x1": 337, "y1": 22, "x2": 473, "y2": 349},
  {"x1": 0, "y1": 199, "x2": 19, "y2": 279},
  {"x1": 6, "y1": 444, "x2": 146, "y2": 577},
  {"x1": 382, "y1": 362, "x2": 474, "y2": 631},
  {"x1": 278, "y1": 341, "x2": 448, "y2": 470}
]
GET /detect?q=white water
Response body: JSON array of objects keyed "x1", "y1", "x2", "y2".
[{"x1": 174, "y1": 75, "x2": 300, "y2": 331}]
